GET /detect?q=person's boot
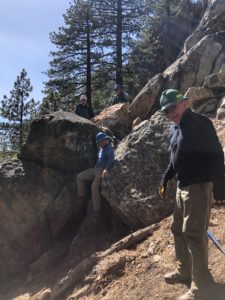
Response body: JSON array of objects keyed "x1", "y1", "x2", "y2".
[
  {"x1": 164, "y1": 270, "x2": 191, "y2": 285},
  {"x1": 178, "y1": 288, "x2": 199, "y2": 300},
  {"x1": 178, "y1": 283, "x2": 218, "y2": 300}
]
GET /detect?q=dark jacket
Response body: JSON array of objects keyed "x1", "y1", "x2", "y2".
[
  {"x1": 161, "y1": 109, "x2": 225, "y2": 199},
  {"x1": 75, "y1": 104, "x2": 94, "y2": 120},
  {"x1": 111, "y1": 92, "x2": 129, "y2": 105}
]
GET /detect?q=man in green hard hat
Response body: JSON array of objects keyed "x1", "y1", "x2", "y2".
[{"x1": 159, "y1": 89, "x2": 225, "y2": 300}]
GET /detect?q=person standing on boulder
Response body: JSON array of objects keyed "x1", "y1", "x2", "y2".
[
  {"x1": 159, "y1": 89, "x2": 225, "y2": 300},
  {"x1": 110, "y1": 84, "x2": 130, "y2": 106},
  {"x1": 76, "y1": 132, "x2": 114, "y2": 229},
  {"x1": 75, "y1": 94, "x2": 94, "y2": 120}
]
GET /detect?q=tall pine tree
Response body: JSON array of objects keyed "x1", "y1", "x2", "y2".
[
  {"x1": 93, "y1": 0, "x2": 152, "y2": 85},
  {"x1": 0, "y1": 69, "x2": 38, "y2": 151},
  {"x1": 44, "y1": 0, "x2": 106, "y2": 109},
  {"x1": 44, "y1": 0, "x2": 153, "y2": 110}
]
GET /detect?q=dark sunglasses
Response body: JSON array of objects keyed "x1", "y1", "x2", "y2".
[
  {"x1": 164, "y1": 104, "x2": 177, "y2": 115},
  {"x1": 164, "y1": 101, "x2": 184, "y2": 115}
]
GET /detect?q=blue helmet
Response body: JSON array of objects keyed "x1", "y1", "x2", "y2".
[{"x1": 96, "y1": 132, "x2": 108, "y2": 143}]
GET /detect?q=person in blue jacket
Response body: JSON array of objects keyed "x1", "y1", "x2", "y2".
[
  {"x1": 159, "y1": 89, "x2": 225, "y2": 300},
  {"x1": 76, "y1": 132, "x2": 114, "y2": 228}
]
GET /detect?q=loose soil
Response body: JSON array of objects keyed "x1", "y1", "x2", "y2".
[{"x1": 1, "y1": 205, "x2": 225, "y2": 300}]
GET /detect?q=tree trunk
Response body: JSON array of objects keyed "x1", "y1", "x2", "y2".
[
  {"x1": 116, "y1": 0, "x2": 123, "y2": 84},
  {"x1": 86, "y1": 17, "x2": 92, "y2": 108}
]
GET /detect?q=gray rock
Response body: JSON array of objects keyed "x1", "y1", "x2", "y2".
[
  {"x1": 0, "y1": 111, "x2": 99, "y2": 280},
  {"x1": 102, "y1": 112, "x2": 176, "y2": 230},
  {"x1": 20, "y1": 111, "x2": 98, "y2": 173},
  {"x1": 184, "y1": 0, "x2": 225, "y2": 52},
  {"x1": 217, "y1": 107, "x2": 225, "y2": 119},
  {"x1": 204, "y1": 70, "x2": 225, "y2": 90}
]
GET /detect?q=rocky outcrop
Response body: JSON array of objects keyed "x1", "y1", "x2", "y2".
[
  {"x1": 184, "y1": 0, "x2": 225, "y2": 52},
  {"x1": 129, "y1": 31, "x2": 225, "y2": 124},
  {"x1": 128, "y1": 0, "x2": 225, "y2": 124},
  {"x1": 102, "y1": 112, "x2": 176, "y2": 230},
  {"x1": 0, "y1": 111, "x2": 99, "y2": 280},
  {"x1": 92, "y1": 103, "x2": 129, "y2": 139},
  {"x1": 128, "y1": 74, "x2": 164, "y2": 125}
]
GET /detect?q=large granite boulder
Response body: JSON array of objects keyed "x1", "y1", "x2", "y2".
[
  {"x1": 92, "y1": 103, "x2": 129, "y2": 139},
  {"x1": 0, "y1": 111, "x2": 99, "y2": 280},
  {"x1": 20, "y1": 111, "x2": 98, "y2": 173},
  {"x1": 102, "y1": 112, "x2": 176, "y2": 230},
  {"x1": 128, "y1": 74, "x2": 164, "y2": 125}
]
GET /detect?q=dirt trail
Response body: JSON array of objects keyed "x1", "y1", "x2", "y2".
[{"x1": 2, "y1": 206, "x2": 225, "y2": 300}]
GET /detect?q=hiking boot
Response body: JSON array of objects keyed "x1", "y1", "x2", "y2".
[
  {"x1": 164, "y1": 271, "x2": 191, "y2": 285},
  {"x1": 178, "y1": 285, "x2": 218, "y2": 300},
  {"x1": 178, "y1": 289, "x2": 198, "y2": 300}
]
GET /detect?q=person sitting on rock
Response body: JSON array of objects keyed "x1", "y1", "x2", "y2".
[
  {"x1": 110, "y1": 84, "x2": 130, "y2": 106},
  {"x1": 76, "y1": 132, "x2": 115, "y2": 229},
  {"x1": 75, "y1": 94, "x2": 94, "y2": 120}
]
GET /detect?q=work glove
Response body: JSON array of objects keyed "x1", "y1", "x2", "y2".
[
  {"x1": 158, "y1": 183, "x2": 167, "y2": 200},
  {"x1": 158, "y1": 185, "x2": 166, "y2": 199}
]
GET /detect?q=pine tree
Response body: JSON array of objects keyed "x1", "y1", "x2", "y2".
[
  {"x1": 44, "y1": 0, "x2": 155, "y2": 110},
  {"x1": 93, "y1": 0, "x2": 153, "y2": 85},
  {"x1": 44, "y1": 0, "x2": 106, "y2": 109},
  {"x1": 0, "y1": 69, "x2": 38, "y2": 151},
  {"x1": 39, "y1": 91, "x2": 61, "y2": 115}
]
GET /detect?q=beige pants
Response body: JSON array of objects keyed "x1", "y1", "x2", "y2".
[
  {"x1": 171, "y1": 182, "x2": 214, "y2": 289},
  {"x1": 76, "y1": 167, "x2": 102, "y2": 212}
]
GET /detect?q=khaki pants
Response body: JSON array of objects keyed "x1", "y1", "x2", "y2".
[
  {"x1": 171, "y1": 182, "x2": 214, "y2": 289},
  {"x1": 76, "y1": 167, "x2": 102, "y2": 212}
]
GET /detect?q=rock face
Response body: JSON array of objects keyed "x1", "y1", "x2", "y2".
[
  {"x1": 0, "y1": 112, "x2": 99, "y2": 280},
  {"x1": 184, "y1": 0, "x2": 225, "y2": 52},
  {"x1": 128, "y1": 0, "x2": 225, "y2": 124},
  {"x1": 102, "y1": 112, "x2": 176, "y2": 230},
  {"x1": 128, "y1": 74, "x2": 164, "y2": 125},
  {"x1": 0, "y1": 159, "x2": 77, "y2": 279}
]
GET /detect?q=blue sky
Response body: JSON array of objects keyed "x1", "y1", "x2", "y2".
[{"x1": 0, "y1": 0, "x2": 71, "y2": 103}]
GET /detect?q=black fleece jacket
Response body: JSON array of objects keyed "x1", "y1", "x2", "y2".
[{"x1": 161, "y1": 109, "x2": 225, "y2": 190}]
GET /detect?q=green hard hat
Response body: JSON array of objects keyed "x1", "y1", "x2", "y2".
[{"x1": 160, "y1": 89, "x2": 188, "y2": 111}]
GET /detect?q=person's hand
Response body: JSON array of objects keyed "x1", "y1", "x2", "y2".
[
  {"x1": 158, "y1": 185, "x2": 166, "y2": 199},
  {"x1": 102, "y1": 169, "x2": 108, "y2": 178}
]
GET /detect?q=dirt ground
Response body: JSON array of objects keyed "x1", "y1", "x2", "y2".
[{"x1": 1, "y1": 205, "x2": 225, "y2": 300}]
